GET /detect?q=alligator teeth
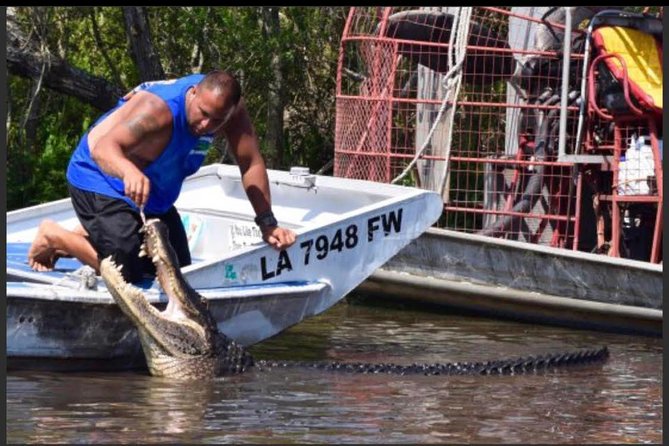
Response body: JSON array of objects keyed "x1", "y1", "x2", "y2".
[{"x1": 139, "y1": 247, "x2": 147, "y2": 257}]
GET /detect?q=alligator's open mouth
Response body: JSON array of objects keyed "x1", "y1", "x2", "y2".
[{"x1": 100, "y1": 218, "x2": 253, "y2": 379}]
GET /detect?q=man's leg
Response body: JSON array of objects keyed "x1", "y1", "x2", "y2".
[
  {"x1": 67, "y1": 185, "x2": 150, "y2": 283},
  {"x1": 28, "y1": 221, "x2": 98, "y2": 272}
]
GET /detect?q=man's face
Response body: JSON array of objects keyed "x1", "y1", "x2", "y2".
[{"x1": 186, "y1": 86, "x2": 235, "y2": 136}]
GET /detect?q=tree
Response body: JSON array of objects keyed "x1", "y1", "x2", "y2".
[{"x1": 261, "y1": 6, "x2": 285, "y2": 167}]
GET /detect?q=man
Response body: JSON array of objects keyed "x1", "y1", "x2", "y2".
[{"x1": 28, "y1": 70, "x2": 296, "y2": 283}]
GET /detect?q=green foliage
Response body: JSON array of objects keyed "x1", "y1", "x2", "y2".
[{"x1": 7, "y1": 73, "x2": 97, "y2": 209}]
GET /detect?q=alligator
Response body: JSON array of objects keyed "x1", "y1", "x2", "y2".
[{"x1": 100, "y1": 219, "x2": 609, "y2": 380}]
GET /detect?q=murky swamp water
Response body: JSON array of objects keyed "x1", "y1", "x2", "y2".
[{"x1": 7, "y1": 298, "x2": 662, "y2": 444}]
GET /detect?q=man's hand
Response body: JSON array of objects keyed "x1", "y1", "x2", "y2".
[
  {"x1": 122, "y1": 167, "x2": 151, "y2": 208},
  {"x1": 261, "y1": 226, "x2": 296, "y2": 250}
]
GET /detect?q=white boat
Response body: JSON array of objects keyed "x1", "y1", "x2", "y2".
[{"x1": 7, "y1": 163, "x2": 442, "y2": 370}]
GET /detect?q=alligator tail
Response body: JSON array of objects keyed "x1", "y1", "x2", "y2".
[{"x1": 255, "y1": 346, "x2": 609, "y2": 375}]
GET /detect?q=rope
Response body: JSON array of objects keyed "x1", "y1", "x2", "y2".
[{"x1": 392, "y1": 7, "x2": 472, "y2": 187}]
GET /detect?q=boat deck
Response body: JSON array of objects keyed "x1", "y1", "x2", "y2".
[
  {"x1": 8, "y1": 242, "x2": 84, "y2": 275},
  {"x1": 6, "y1": 242, "x2": 157, "y2": 290}
]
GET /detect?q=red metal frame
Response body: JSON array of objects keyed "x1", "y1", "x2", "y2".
[{"x1": 334, "y1": 7, "x2": 662, "y2": 263}]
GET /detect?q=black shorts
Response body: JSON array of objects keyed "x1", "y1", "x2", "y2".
[{"x1": 68, "y1": 184, "x2": 191, "y2": 283}]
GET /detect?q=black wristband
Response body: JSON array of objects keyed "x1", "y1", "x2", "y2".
[{"x1": 254, "y1": 210, "x2": 278, "y2": 229}]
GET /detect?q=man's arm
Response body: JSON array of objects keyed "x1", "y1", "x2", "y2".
[
  {"x1": 89, "y1": 92, "x2": 172, "y2": 208},
  {"x1": 222, "y1": 98, "x2": 296, "y2": 250}
]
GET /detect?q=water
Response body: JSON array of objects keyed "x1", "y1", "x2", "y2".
[{"x1": 7, "y1": 299, "x2": 662, "y2": 444}]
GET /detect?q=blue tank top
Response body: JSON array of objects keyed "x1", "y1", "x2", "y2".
[{"x1": 66, "y1": 74, "x2": 213, "y2": 214}]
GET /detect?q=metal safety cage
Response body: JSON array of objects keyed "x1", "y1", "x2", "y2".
[{"x1": 334, "y1": 6, "x2": 662, "y2": 263}]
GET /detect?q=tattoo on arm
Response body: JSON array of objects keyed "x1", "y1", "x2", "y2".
[{"x1": 125, "y1": 113, "x2": 161, "y2": 140}]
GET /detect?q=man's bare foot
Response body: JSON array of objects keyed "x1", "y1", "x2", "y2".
[{"x1": 28, "y1": 219, "x2": 60, "y2": 271}]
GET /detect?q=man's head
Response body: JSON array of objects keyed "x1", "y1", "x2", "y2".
[{"x1": 186, "y1": 70, "x2": 242, "y2": 136}]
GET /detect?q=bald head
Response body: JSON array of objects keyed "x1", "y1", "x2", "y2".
[
  {"x1": 186, "y1": 71, "x2": 242, "y2": 136},
  {"x1": 198, "y1": 70, "x2": 242, "y2": 106}
]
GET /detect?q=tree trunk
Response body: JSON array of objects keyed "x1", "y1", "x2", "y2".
[
  {"x1": 122, "y1": 7, "x2": 165, "y2": 81},
  {"x1": 261, "y1": 7, "x2": 285, "y2": 168}
]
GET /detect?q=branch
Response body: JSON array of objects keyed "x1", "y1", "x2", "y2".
[
  {"x1": 89, "y1": 7, "x2": 126, "y2": 91},
  {"x1": 7, "y1": 8, "x2": 124, "y2": 111}
]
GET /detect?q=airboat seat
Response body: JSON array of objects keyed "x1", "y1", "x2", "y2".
[{"x1": 591, "y1": 23, "x2": 662, "y2": 117}]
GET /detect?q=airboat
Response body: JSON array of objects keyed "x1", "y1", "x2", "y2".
[{"x1": 334, "y1": 7, "x2": 662, "y2": 335}]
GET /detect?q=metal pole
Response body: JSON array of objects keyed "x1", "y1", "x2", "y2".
[{"x1": 557, "y1": 7, "x2": 572, "y2": 160}]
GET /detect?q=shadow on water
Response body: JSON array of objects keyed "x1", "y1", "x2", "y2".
[{"x1": 7, "y1": 298, "x2": 663, "y2": 444}]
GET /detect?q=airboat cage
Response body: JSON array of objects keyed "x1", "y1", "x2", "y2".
[{"x1": 334, "y1": 7, "x2": 662, "y2": 263}]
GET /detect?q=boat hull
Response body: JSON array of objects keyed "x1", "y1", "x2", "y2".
[{"x1": 357, "y1": 227, "x2": 662, "y2": 336}]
